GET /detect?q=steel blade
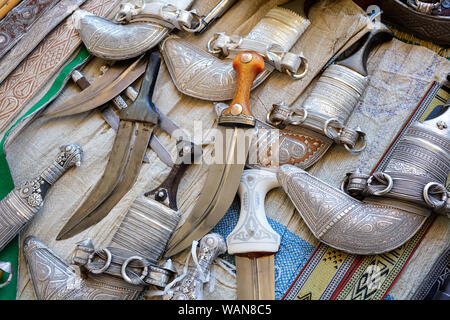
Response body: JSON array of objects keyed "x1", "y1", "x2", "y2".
[
  {"x1": 149, "y1": 134, "x2": 174, "y2": 167},
  {"x1": 57, "y1": 122, "x2": 153, "y2": 239},
  {"x1": 56, "y1": 121, "x2": 136, "y2": 240},
  {"x1": 42, "y1": 55, "x2": 147, "y2": 119},
  {"x1": 165, "y1": 127, "x2": 253, "y2": 257},
  {"x1": 236, "y1": 255, "x2": 275, "y2": 300}
]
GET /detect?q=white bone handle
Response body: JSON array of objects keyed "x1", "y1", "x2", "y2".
[{"x1": 227, "y1": 169, "x2": 280, "y2": 255}]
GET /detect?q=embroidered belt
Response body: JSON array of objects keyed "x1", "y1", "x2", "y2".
[
  {"x1": 0, "y1": 0, "x2": 87, "y2": 84},
  {"x1": 0, "y1": 0, "x2": 61, "y2": 59}
]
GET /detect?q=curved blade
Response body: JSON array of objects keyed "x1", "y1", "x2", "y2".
[
  {"x1": 57, "y1": 122, "x2": 153, "y2": 239},
  {"x1": 42, "y1": 55, "x2": 147, "y2": 119},
  {"x1": 56, "y1": 121, "x2": 136, "y2": 240},
  {"x1": 165, "y1": 127, "x2": 252, "y2": 257},
  {"x1": 57, "y1": 53, "x2": 162, "y2": 240}
]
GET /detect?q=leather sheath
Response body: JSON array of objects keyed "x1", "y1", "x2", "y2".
[{"x1": 0, "y1": 0, "x2": 61, "y2": 60}]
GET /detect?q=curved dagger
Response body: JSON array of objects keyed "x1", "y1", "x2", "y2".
[
  {"x1": 42, "y1": 55, "x2": 148, "y2": 119},
  {"x1": 56, "y1": 52, "x2": 161, "y2": 240},
  {"x1": 165, "y1": 51, "x2": 265, "y2": 257}
]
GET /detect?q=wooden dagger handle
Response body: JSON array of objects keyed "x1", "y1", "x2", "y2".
[{"x1": 219, "y1": 51, "x2": 264, "y2": 127}]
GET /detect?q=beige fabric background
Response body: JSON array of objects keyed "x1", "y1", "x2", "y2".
[{"x1": 1, "y1": 0, "x2": 448, "y2": 300}]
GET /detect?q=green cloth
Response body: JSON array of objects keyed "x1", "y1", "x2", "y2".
[{"x1": 0, "y1": 47, "x2": 90, "y2": 300}]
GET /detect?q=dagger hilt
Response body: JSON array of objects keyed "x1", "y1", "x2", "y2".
[
  {"x1": 119, "y1": 51, "x2": 160, "y2": 124},
  {"x1": 28, "y1": 143, "x2": 83, "y2": 197},
  {"x1": 219, "y1": 51, "x2": 265, "y2": 127},
  {"x1": 0, "y1": 143, "x2": 82, "y2": 251},
  {"x1": 337, "y1": 22, "x2": 393, "y2": 76},
  {"x1": 227, "y1": 169, "x2": 281, "y2": 256},
  {"x1": 164, "y1": 233, "x2": 226, "y2": 300},
  {"x1": 144, "y1": 141, "x2": 198, "y2": 210}
]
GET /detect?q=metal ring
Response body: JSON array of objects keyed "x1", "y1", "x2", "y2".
[
  {"x1": 323, "y1": 118, "x2": 343, "y2": 138},
  {"x1": 121, "y1": 256, "x2": 149, "y2": 285},
  {"x1": 286, "y1": 57, "x2": 308, "y2": 80},
  {"x1": 181, "y1": 14, "x2": 204, "y2": 33},
  {"x1": 206, "y1": 35, "x2": 222, "y2": 54},
  {"x1": 266, "y1": 43, "x2": 285, "y2": 63},
  {"x1": 114, "y1": 12, "x2": 127, "y2": 22},
  {"x1": 340, "y1": 175, "x2": 349, "y2": 193},
  {"x1": 266, "y1": 108, "x2": 283, "y2": 127},
  {"x1": 423, "y1": 182, "x2": 448, "y2": 209},
  {"x1": 344, "y1": 132, "x2": 367, "y2": 154},
  {"x1": 0, "y1": 262, "x2": 13, "y2": 289},
  {"x1": 367, "y1": 173, "x2": 393, "y2": 196},
  {"x1": 87, "y1": 248, "x2": 112, "y2": 274},
  {"x1": 289, "y1": 108, "x2": 308, "y2": 125}
]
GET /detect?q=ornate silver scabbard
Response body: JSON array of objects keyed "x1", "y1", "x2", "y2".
[
  {"x1": 24, "y1": 142, "x2": 200, "y2": 299},
  {"x1": 0, "y1": 144, "x2": 82, "y2": 252},
  {"x1": 267, "y1": 23, "x2": 393, "y2": 156},
  {"x1": 161, "y1": 0, "x2": 310, "y2": 101},
  {"x1": 73, "y1": 0, "x2": 197, "y2": 61},
  {"x1": 278, "y1": 106, "x2": 450, "y2": 255}
]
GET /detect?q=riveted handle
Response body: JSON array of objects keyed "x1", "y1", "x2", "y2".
[{"x1": 219, "y1": 51, "x2": 264, "y2": 127}]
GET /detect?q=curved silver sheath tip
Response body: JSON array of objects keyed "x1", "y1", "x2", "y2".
[
  {"x1": 74, "y1": 10, "x2": 169, "y2": 60},
  {"x1": 160, "y1": 35, "x2": 271, "y2": 101},
  {"x1": 277, "y1": 165, "x2": 428, "y2": 255}
]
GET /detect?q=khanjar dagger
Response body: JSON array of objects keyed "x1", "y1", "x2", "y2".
[
  {"x1": 165, "y1": 51, "x2": 265, "y2": 257},
  {"x1": 56, "y1": 52, "x2": 166, "y2": 240},
  {"x1": 44, "y1": 58, "x2": 174, "y2": 167},
  {"x1": 161, "y1": 0, "x2": 310, "y2": 101},
  {"x1": 227, "y1": 169, "x2": 281, "y2": 300}
]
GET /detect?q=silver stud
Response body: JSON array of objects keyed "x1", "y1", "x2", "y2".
[
  {"x1": 230, "y1": 104, "x2": 243, "y2": 116},
  {"x1": 240, "y1": 53, "x2": 253, "y2": 63}
]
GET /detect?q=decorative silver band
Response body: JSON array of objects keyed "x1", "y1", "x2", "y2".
[
  {"x1": 0, "y1": 190, "x2": 38, "y2": 251},
  {"x1": 386, "y1": 124, "x2": 450, "y2": 183},
  {"x1": 344, "y1": 171, "x2": 448, "y2": 214},
  {"x1": 111, "y1": 196, "x2": 180, "y2": 265},
  {"x1": 245, "y1": 7, "x2": 310, "y2": 51},
  {"x1": 303, "y1": 64, "x2": 368, "y2": 122},
  {"x1": 40, "y1": 162, "x2": 65, "y2": 185},
  {"x1": 72, "y1": 240, "x2": 175, "y2": 288}
]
